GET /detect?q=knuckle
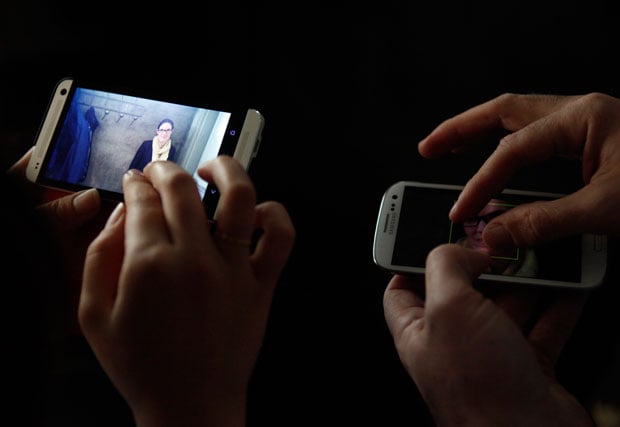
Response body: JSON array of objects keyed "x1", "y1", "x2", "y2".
[
  {"x1": 495, "y1": 92, "x2": 518, "y2": 106},
  {"x1": 77, "y1": 297, "x2": 104, "y2": 333},
  {"x1": 575, "y1": 92, "x2": 617, "y2": 123},
  {"x1": 227, "y1": 180, "x2": 256, "y2": 206},
  {"x1": 160, "y1": 167, "x2": 195, "y2": 190},
  {"x1": 514, "y1": 204, "x2": 556, "y2": 245}
]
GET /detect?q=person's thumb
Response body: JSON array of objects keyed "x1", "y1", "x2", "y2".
[
  {"x1": 35, "y1": 188, "x2": 102, "y2": 230},
  {"x1": 483, "y1": 186, "x2": 616, "y2": 249}
]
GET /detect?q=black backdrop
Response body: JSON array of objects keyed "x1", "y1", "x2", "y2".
[{"x1": 3, "y1": 2, "x2": 620, "y2": 425}]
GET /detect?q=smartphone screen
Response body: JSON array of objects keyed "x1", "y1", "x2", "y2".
[
  {"x1": 373, "y1": 181, "x2": 608, "y2": 288},
  {"x1": 27, "y1": 78, "x2": 263, "y2": 215}
]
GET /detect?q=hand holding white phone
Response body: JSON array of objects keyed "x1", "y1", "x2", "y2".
[{"x1": 373, "y1": 181, "x2": 608, "y2": 289}]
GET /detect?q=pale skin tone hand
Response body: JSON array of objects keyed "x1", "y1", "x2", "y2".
[
  {"x1": 78, "y1": 157, "x2": 295, "y2": 427},
  {"x1": 7, "y1": 146, "x2": 104, "y2": 231},
  {"x1": 418, "y1": 93, "x2": 620, "y2": 249},
  {"x1": 384, "y1": 244, "x2": 593, "y2": 427},
  {"x1": 7, "y1": 147, "x2": 106, "y2": 333}
]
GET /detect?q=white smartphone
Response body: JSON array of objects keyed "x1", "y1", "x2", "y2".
[
  {"x1": 26, "y1": 77, "x2": 265, "y2": 218},
  {"x1": 373, "y1": 180, "x2": 608, "y2": 289}
]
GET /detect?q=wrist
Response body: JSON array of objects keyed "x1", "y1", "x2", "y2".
[
  {"x1": 427, "y1": 388, "x2": 594, "y2": 427},
  {"x1": 131, "y1": 392, "x2": 247, "y2": 427}
]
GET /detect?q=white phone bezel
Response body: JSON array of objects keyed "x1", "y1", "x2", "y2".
[{"x1": 26, "y1": 78, "x2": 74, "y2": 183}]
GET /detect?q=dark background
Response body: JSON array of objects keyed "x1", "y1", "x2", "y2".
[{"x1": 3, "y1": 1, "x2": 620, "y2": 425}]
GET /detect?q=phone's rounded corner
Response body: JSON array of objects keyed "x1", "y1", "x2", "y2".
[
  {"x1": 371, "y1": 249, "x2": 385, "y2": 270},
  {"x1": 248, "y1": 107, "x2": 264, "y2": 118},
  {"x1": 580, "y1": 233, "x2": 609, "y2": 290},
  {"x1": 54, "y1": 77, "x2": 74, "y2": 94},
  {"x1": 25, "y1": 165, "x2": 39, "y2": 184},
  {"x1": 233, "y1": 110, "x2": 265, "y2": 169},
  {"x1": 245, "y1": 108, "x2": 265, "y2": 129},
  {"x1": 585, "y1": 267, "x2": 609, "y2": 290},
  {"x1": 57, "y1": 76, "x2": 74, "y2": 84},
  {"x1": 386, "y1": 180, "x2": 404, "y2": 193}
]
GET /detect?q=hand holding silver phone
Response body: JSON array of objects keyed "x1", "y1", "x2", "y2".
[
  {"x1": 27, "y1": 78, "x2": 264, "y2": 217},
  {"x1": 373, "y1": 181, "x2": 608, "y2": 289}
]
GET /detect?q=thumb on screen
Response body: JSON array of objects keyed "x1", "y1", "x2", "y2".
[{"x1": 482, "y1": 189, "x2": 609, "y2": 249}]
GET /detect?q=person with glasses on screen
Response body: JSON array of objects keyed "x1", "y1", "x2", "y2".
[
  {"x1": 128, "y1": 118, "x2": 177, "y2": 172},
  {"x1": 456, "y1": 198, "x2": 538, "y2": 277}
]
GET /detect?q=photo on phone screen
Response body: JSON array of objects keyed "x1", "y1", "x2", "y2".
[
  {"x1": 27, "y1": 78, "x2": 263, "y2": 216},
  {"x1": 373, "y1": 181, "x2": 608, "y2": 288}
]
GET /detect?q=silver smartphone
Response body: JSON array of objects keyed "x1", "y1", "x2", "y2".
[
  {"x1": 26, "y1": 77, "x2": 265, "y2": 218},
  {"x1": 373, "y1": 180, "x2": 608, "y2": 289}
]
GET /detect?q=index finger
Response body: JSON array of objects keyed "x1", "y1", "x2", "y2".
[
  {"x1": 449, "y1": 100, "x2": 589, "y2": 223},
  {"x1": 143, "y1": 161, "x2": 211, "y2": 247},
  {"x1": 418, "y1": 93, "x2": 575, "y2": 159},
  {"x1": 122, "y1": 169, "x2": 171, "y2": 252}
]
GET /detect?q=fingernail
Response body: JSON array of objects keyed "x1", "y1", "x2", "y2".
[
  {"x1": 73, "y1": 188, "x2": 100, "y2": 216},
  {"x1": 483, "y1": 223, "x2": 513, "y2": 249},
  {"x1": 449, "y1": 194, "x2": 461, "y2": 218},
  {"x1": 449, "y1": 201, "x2": 458, "y2": 217},
  {"x1": 106, "y1": 202, "x2": 125, "y2": 228},
  {"x1": 125, "y1": 169, "x2": 143, "y2": 178}
]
